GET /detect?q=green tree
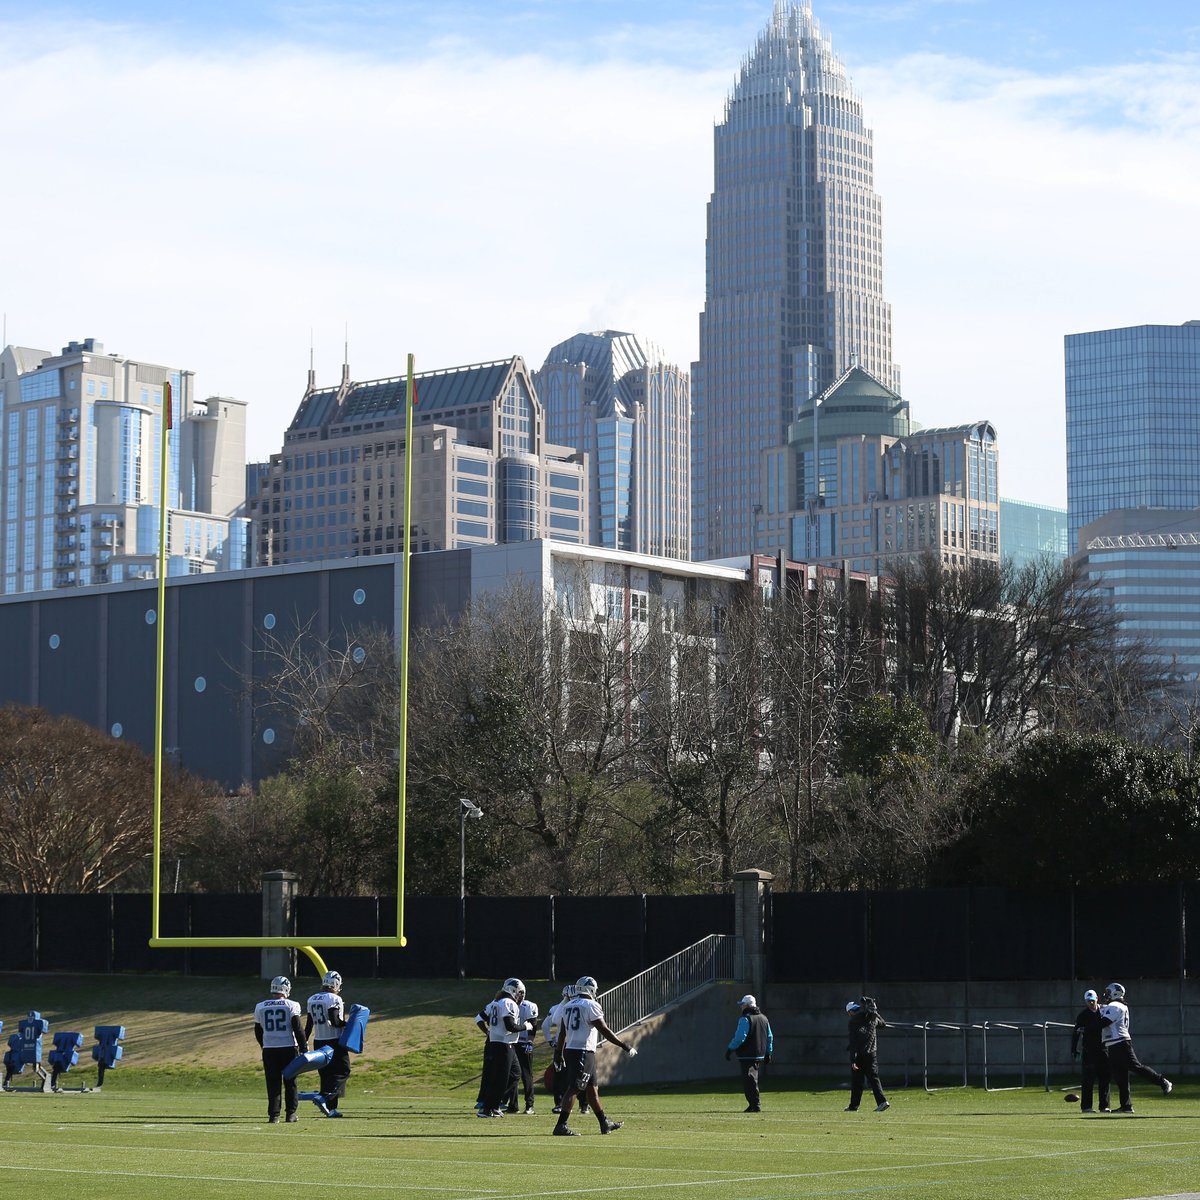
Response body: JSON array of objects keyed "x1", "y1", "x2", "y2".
[{"x1": 941, "y1": 730, "x2": 1200, "y2": 885}]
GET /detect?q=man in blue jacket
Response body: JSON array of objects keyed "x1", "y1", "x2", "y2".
[{"x1": 725, "y1": 994, "x2": 773, "y2": 1112}]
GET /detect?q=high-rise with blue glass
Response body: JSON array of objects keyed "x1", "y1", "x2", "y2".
[
  {"x1": 693, "y1": 0, "x2": 897, "y2": 561},
  {"x1": 0, "y1": 337, "x2": 249, "y2": 594},
  {"x1": 536, "y1": 331, "x2": 690, "y2": 559},
  {"x1": 1066, "y1": 321, "x2": 1200, "y2": 553},
  {"x1": 1066, "y1": 320, "x2": 1200, "y2": 677}
]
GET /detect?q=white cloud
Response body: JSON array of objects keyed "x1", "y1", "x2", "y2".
[{"x1": 2, "y1": 19, "x2": 1198, "y2": 510}]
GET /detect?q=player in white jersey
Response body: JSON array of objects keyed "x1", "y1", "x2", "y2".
[
  {"x1": 542, "y1": 985, "x2": 574, "y2": 1112},
  {"x1": 253, "y1": 976, "x2": 308, "y2": 1124},
  {"x1": 552, "y1": 975, "x2": 638, "y2": 1137},
  {"x1": 474, "y1": 977, "x2": 532, "y2": 1117},
  {"x1": 1098, "y1": 982, "x2": 1172, "y2": 1113},
  {"x1": 513, "y1": 985, "x2": 540, "y2": 1114},
  {"x1": 305, "y1": 970, "x2": 349, "y2": 1117}
]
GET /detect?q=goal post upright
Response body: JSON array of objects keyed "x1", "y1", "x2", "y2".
[{"x1": 149, "y1": 357, "x2": 417, "y2": 966}]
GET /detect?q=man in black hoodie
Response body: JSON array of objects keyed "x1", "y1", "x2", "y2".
[
  {"x1": 725, "y1": 994, "x2": 773, "y2": 1112},
  {"x1": 845, "y1": 996, "x2": 889, "y2": 1113},
  {"x1": 1071, "y1": 988, "x2": 1111, "y2": 1114}
]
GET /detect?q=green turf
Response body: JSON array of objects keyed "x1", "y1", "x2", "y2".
[{"x1": 1, "y1": 1079, "x2": 1196, "y2": 1200}]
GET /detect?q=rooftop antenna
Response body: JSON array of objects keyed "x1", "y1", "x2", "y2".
[
  {"x1": 341, "y1": 323, "x2": 350, "y2": 387},
  {"x1": 307, "y1": 328, "x2": 316, "y2": 393}
]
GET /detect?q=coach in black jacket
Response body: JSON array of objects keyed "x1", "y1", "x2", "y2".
[
  {"x1": 845, "y1": 996, "x2": 889, "y2": 1113},
  {"x1": 1071, "y1": 988, "x2": 1111, "y2": 1113}
]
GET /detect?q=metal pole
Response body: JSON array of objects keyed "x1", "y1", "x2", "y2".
[{"x1": 458, "y1": 803, "x2": 466, "y2": 979}]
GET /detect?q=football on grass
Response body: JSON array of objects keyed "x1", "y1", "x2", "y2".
[{"x1": 1064, "y1": 1093, "x2": 1079, "y2": 1103}]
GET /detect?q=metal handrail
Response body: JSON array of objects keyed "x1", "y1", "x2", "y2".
[{"x1": 597, "y1": 933, "x2": 744, "y2": 1034}]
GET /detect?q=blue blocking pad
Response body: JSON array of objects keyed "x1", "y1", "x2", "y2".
[
  {"x1": 338, "y1": 1004, "x2": 370, "y2": 1053},
  {"x1": 283, "y1": 1045, "x2": 334, "y2": 1080}
]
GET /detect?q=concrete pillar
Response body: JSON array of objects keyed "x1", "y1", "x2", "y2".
[
  {"x1": 733, "y1": 868, "x2": 773, "y2": 999},
  {"x1": 261, "y1": 870, "x2": 299, "y2": 982}
]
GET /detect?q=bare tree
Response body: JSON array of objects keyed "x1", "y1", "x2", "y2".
[
  {"x1": 406, "y1": 577, "x2": 647, "y2": 894},
  {"x1": 0, "y1": 705, "x2": 215, "y2": 893},
  {"x1": 763, "y1": 570, "x2": 886, "y2": 889},
  {"x1": 888, "y1": 552, "x2": 1170, "y2": 746}
]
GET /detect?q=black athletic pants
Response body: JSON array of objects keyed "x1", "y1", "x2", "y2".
[
  {"x1": 314, "y1": 1038, "x2": 351, "y2": 1108},
  {"x1": 480, "y1": 1041, "x2": 518, "y2": 1112},
  {"x1": 849, "y1": 1051, "x2": 887, "y2": 1109},
  {"x1": 1106, "y1": 1040, "x2": 1165, "y2": 1109},
  {"x1": 261, "y1": 1046, "x2": 299, "y2": 1120},
  {"x1": 736, "y1": 1058, "x2": 764, "y2": 1110},
  {"x1": 514, "y1": 1041, "x2": 535, "y2": 1109},
  {"x1": 1080, "y1": 1049, "x2": 1110, "y2": 1110}
]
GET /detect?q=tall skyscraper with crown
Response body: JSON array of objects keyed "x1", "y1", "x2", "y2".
[{"x1": 692, "y1": 0, "x2": 897, "y2": 560}]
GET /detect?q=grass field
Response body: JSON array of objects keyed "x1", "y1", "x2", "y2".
[
  {"x1": 2, "y1": 974, "x2": 1197, "y2": 1199},
  {"x1": 2, "y1": 1080, "x2": 1197, "y2": 1200}
]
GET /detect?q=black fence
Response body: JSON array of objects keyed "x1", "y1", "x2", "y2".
[
  {"x1": 1, "y1": 883, "x2": 1194, "y2": 981},
  {"x1": 0, "y1": 892, "x2": 736, "y2": 980},
  {"x1": 770, "y1": 883, "x2": 1198, "y2": 982}
]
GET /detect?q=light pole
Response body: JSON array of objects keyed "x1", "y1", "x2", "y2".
[{"x1": 459, "y1": 798, "x2": 484, "y2": 978}]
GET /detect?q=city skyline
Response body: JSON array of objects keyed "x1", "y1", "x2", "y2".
[{"x1": 2, "y1": 1, "x2": 1197, "y2": 509}]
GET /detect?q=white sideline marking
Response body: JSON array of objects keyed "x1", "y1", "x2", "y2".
[
  {"x1": 455, "y1": 1139, "x2": 1200, "y2": 1199},
  {"x1": 0, "y1": 1165, "x2": 499, "y2": 1192}
]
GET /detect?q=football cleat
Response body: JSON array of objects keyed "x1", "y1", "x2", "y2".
[
  {"x1": 1117, "y1": 1105, "x2": 1135, "y2": 1114},
  {"x1": 321, "y1": 971, "x2": 343, "y2": 993},
  {"x1": 875, "y1": 1101, "x2": 890, "y2": 1112},
  {"x1": 574, "y1": 976, "x2": 598, "y2": 998},
  {"x1": 553, "y1": 1125, "x2": 580, "y2": 1136},
  {"x1": 1162, "y1": 1079, "x2": 1173, "y2": 1095},
  {"x1": 600, "y1": 1120, "x2": 623, "y2": 1134},
  {"x1": 327, "y1": 1109, "x2": 343, "y2": 1118},
  {"x1": 285, "y1": 1112, "x2": 298, "y2": 1123},
  {"x1": 270, "y1": 976, "x2": 292, "y2": 997},
  {"x1": 501, "y1": 977, "x2": 525, "y2": 1000},
  {"x1": 844, "y1": 1105, "x2": 858, "y2": 1112},
  {"x1": 312, "y1": 1096, "x2": 331, "y2": 1116},
  {"x1": 268, "y1": 1115, "x2": 280, "y2": 1124},
  {"x1": 524, "y1": 1105, "x2": 535, "y2": 1114}
]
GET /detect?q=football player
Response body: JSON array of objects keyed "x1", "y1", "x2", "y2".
[
  {"x1": 552, "y1": 975, "x2": 638, "y2": 1136},
  {"x1": 542, "y1": 985, "x2": 575, "y2": 1112},
  {"x1": 253, "y1": 976, "x2": 308, "y2": 1124},
  {"x1": 844, "y1": 996, "x2": 889, "y2": 1113},
  {"x1": 1099, "y1": 982, "x2": 1172, "y2": 1113},
  {"x1": 474, "y1": 977, "x2": 531, "y2": 1117},
  {"x1": 514, "y1": 983, "x2": 540, "y2": 1114},
  {"x1": 305, "y1": 969, "x2": 349, "y2": 1117}
]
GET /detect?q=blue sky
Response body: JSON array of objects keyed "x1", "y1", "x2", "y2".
[{"x1": 2, "y1": 1, "x2": 1198, "y2": 507}]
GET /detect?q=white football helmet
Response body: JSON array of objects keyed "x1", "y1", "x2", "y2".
[
  {"x1": 575, "y1": 975, "x2": 598, "y2": 998},
  {"x1": 561, "y1": 984, "x2": 576, "y2": 999},
  {"x1": 501, "y1": 977, "x2": 525, "y2": 1000},
  {"x1": 1103, "y1": 982, "x2": 1126, "y2": 1003},
  {"x1": 322, "y1": 971, "x2": 343, "y2": 993},
  {"x1": 270, "y1": 976, "x2": 292, "y2": 997}
]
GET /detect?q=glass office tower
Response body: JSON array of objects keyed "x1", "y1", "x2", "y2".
[
  {"x1": 692, "y1": 0, "x2": 897, "y2": 560},
  {"x1": 1065, "y1": 321, "x2": 1200, "y2": 553},
  {"x1": 537, "y1": 331, "x2": 690, "y2": 559}
]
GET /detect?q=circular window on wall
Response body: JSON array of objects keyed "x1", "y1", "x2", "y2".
[
  {"x1": 353, "y1": 588, "x2": 366, "y2": 605},
  {"x1": 262, "y1": 728, "x2": 276, "y2": 745},
  {"x1": 111, "y1": 723, "x2": 123, "y2": 738},
  {"x1": 48, "y1": 633, "x2": 61, "y2": 650},
  {"x1": 263, "y1": 613, "x2": 276, "y2": 630}
]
